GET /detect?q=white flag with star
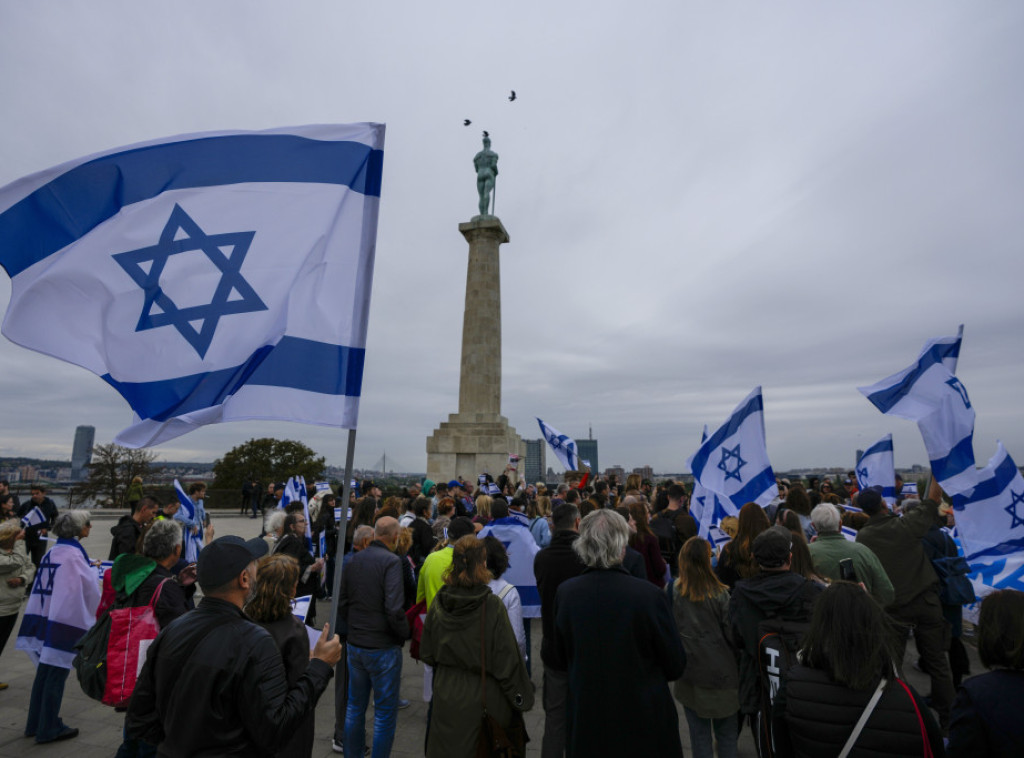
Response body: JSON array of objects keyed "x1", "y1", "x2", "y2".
[
  {"x1": 0, "y1": 124, "x2": 384, "y2": 447},
  {"x1": 687, "y1": 387, "x2": 778, "y2": 510}
]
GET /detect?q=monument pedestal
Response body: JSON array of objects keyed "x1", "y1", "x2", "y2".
[{"x1": 426, "y1": 216, "x2": 524, "y2": 483}]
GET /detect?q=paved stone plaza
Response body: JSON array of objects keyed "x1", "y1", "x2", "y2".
[{"x1": 0, "y1": 511, "x2": 975, "y2": 757}]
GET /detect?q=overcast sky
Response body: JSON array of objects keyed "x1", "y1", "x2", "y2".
[{"x1": 1, "y1": 1, "x2": 1023, "y2": 474}]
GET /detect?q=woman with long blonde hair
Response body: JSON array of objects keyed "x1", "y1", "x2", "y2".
[{"x1": 671, "y1": 537, "x2": 739, "y2": 758}]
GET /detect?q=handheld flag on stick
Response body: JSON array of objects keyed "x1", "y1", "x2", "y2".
[
  {"x1": 19, "y1": 506, "x2": 47, "y2": 529},
  {"x1": 855, "y1": 434, "x2": 897, "y2": 505},
  {"x1": 858, "y1": 326, "x2": 976, "y2": 494},
  {"x1": 0, "y1": 124, "x2": 384, "y2": 447},
  {"x1": 687, "y1": 387, "x2": 778, "y2": 511},
  {"x1": 536, "y1": 418, "x2": 579, "y2": 471}
]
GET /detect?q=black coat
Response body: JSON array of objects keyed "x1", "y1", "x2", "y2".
[
  {"x1": 109, "y1": 515, "x2": 143, "y2": 560},
  {"x1": 275, "y1": 533, "x2": 319, "y2": 621},
  {"x1": 126, "y1": 597, "x2": 332, "y2": 756},
  {"x1": 550, "y1": 567, "x2": 687, "y2": 758},
  {"x1": 947, "y1": 669, "x2": 1024, "y2": 758},
  {"x1": 258, "y1": 615, "x2": 314, "y2": 758},
  {"x1": 533, "y1": 530, "x2": 585, "y2": 667},
  {"x1": 773, "y1": 664, "x2": 943, "y2": 758},
  {"x1": 120, "y1": 563, "x2": 195, "y2": 629}
]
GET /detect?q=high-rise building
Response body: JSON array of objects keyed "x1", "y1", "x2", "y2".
[
  {"x1": 632, "y1": 465, "x2": 654, "y2": 482},
  {"x1": 71, "y1": 425, "x2": 95, "y2": 481},
  {"x1": 523, "y1": 439, "x2": 547, "y2": 485},
  {"x1": 576, "y1": 436, "x2": 598, "y2": 476}
]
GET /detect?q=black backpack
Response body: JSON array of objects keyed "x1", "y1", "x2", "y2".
[
  {"x1": 649, "y1": 512, "x2": 680, "y2": 574},
  {"x1": 754, "y1": 617, "x2": 811, "y2": 758},
  {"x1": 72, "y1": 611, "x2": 112, "y2": 702}
]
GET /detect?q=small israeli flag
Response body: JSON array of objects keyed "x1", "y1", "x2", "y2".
[
  {"x1": 951, "y1": 442, "x2": 1024, "y2": 596},
  {"x1": 687, "y1": 387, "x2": 778, "y2": 510},
  {"x1": 855, "y1": 434, "x2": 897, "y2": 505},
  {"x1": 858, "y1": 327, "x2": 976, "y2": 495},
  {"x1": 536, "y1": 418, "x2": 579, "y2": 471},
  {"x1": 19, "y1": 506, "x2": 47, "y2": 529}
]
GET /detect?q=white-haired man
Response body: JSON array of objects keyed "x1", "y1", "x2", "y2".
[
  {"x1": 807, "y1": 503, "x2": 893, "y2": 606},
  {"x1": 549, "y1": 509, "x2": 685, "y2": 758}
]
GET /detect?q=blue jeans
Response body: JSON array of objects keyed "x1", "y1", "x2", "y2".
[
  {"x1": 683, "y1": 706, "x2": 738, "y2": 758},
  {"x1": 345, "y1": 644, "x2": 402, "y2": 758},
  {"x1": 25, "y1": 662, "x2": 70, "y2": 742}
]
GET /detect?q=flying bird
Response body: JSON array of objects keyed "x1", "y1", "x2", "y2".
[
  {"x1": 508, "y1": 90, "x2": 517, "y2": 102},
  {"x1": 483, "y1": 130, "x2": 489, "y2": 138},
  {"x1": 464, "y1": 119, "x2": 471, "y2": 126}
]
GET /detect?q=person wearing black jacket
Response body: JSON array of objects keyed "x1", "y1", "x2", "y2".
[
  {"x1": 274, "y1": 512, "x2": 324, "y2": 627},
  {"x1": 409, "y1": 498, "x2": 436, "y2": 568},
  {"x1": 17, "y1": 485, "x2": 58, "y2": 566},
  {"x1": 533, "y1": 503, "x2": 585, "y2": 758},
  {"x1": 126, "y1": 535, "x2": 341, "y2": 756},
  {"x1": 108, "y1": 497, "x2": 159, "y2": 560}
]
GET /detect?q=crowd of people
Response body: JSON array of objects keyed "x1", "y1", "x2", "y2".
[{"x1": 0, "y1": 470, "x2": 1022, "y2": 757}]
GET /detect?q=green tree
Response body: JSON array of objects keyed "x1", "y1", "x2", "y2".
[
  {"x1": 71, "y1": 443, "x2": 160, "y2": 508},
  {"x1": 212, "y1": 438, "x2": 325, "y2": 492}
]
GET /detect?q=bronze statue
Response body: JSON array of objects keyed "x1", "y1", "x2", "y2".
[{"x1": 473, "y1": 133, "x2": 499, "y2": 217}]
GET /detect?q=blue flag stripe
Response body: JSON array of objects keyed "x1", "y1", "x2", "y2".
[
  {"x1": 929, "y1": 435, "x2": 976, "y2": 483},
  {"x1": 730, "y1": 468, "x2": 778, "y2": 507},
  {"x1": 688, "y1": 392, "x2": 764, "y2": 476},
  {"x1": 965, "y1": 536, "x2": 1024, "y2": 562},
  {"x1": 103, "y1": 336, "x2": 365, "y2": 421},
  {"x1": 516, "y1": 585, "x2": 541, "y2": 607},
  {"x1": 861, "y1": 436, "x2": 894, "y2": 458},
  {"x1": 950, "y1": 452, "x2": 1019, "y2": 511},
  {"x1": 0, "y1": 134, "x2": 383, "y2": 278},
  {"x1": 865, "y1": 342, "x2": 961, "y2": 413},
  {"x1": 18, "y1": 614, "x2": 89, "y2": 654}
]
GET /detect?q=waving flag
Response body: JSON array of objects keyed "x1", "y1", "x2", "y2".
[
  {"x1": 689, "y1": 426, "x2": 734, "y2": 541},
  {"x1": 855, "y1": 434, "x2": 897, "y2": 505},
  {"x1": 478, "y1": 517, "x2": 541, "y2": 618},
  {"x1": 537, "y1": 418, "x2": 579, "y2": 471},
  {"x1": 17, "y1": 539, "x2": 101, "y2": 667},
  {"x1": 687, "y1": 387, "x2": 778, "y2": 510},
  {"x1": 280, "y1": 475, "x2": 312, "y2": 548},
  {"x1": 951, "y1": 442, "x2": 1024, "y2": 595},
  {"x1": 172, "y1": 479, "x2": 203, "y2": 563},
  {"x1": 858, "y1": 327, "x2": 976, "y2": 494},
  {"x1": 19, "y1": 506, "x2": 47, "y2": 529},
  {"x1": 0, "y1": 124, "x2": 384, "y2": 447}
]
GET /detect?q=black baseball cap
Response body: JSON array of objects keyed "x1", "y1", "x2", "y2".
[
  {"x1": 753, "y1": 526, "x2": 792, "y2": 569},
  {"x1": 197, "y1": 535, "x2": 268, "y2": 589}
]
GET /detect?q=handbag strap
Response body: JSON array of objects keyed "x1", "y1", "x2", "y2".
[
  {"x1": 838, "y1": 677, "x2": 887, "y2": 758},
  {"x1": 149, "y1": 578, "x2": 171, "y2": 611},
  {"x1": 894, "y1": 678, "x2": 936, "y2": 758},
  {"x1": 479, "y1": 599, "x2": 487, "y2": 713}
]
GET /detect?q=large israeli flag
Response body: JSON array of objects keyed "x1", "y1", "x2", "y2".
[
  {"x1": 536, "y1": 418, "x2": 579, "y2": 471},
  {"x1": 687, "y1": 387, "x2": 778, "y2": 510},
  {"x1": 0, "y1": 124, "x2": 384, "y2": 447},
  {"x1": 951, "y1": 442, "x2": 1024, "y2": 595},
  {"x1": 478, "y1": 517, "x2": 541, "y2": 618},
  {"x1": 855, "y1": 434, "x2": 897, "y2": 505},
  {"x1": 858, "y1": 327, "x2": 976, "y2": 494},
  {"x1": 689, "y1": 426, "x2": 736, "y2": 541}
]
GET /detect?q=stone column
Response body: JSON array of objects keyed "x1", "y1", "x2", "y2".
[
  {"x1": 457, "y1": 218, "x2": 507, "y2": 418},
  {"x1": 426, "y1": 216, "x2": 524, "y2": 484}
]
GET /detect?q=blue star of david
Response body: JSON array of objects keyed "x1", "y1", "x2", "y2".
[
  {"x1": 945, "y1": 377, "x2": 972, "y2": 409},
  {"x1": 694, "y1": 495, "x2": 706, "y2": 511},
  {"x1": 717, "y1": 444, "x2": 746, "y2": 482},
  {"x1": 1006, "y1": 489, "x2": 1024, "y2": 530},
  {"x1": 112, "y1": 204, "x2": 268, "y2": 358},
  {"x1": 32, "y1": 553, "x2": 60, "y2": 598},
  {"x1": 857, "y1": 467, "x2": 869, "y2": 483}
]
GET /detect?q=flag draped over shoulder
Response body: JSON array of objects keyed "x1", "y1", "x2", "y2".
[
  {"x1": 537, "y1": 418, "x2": 579, "y2": 472},
  {"x1": 16, "y1": 539, "x2": 101, "y2": 668},
  {"x1": 0, "y1": 124, "x2": 385, "y2": 447},
  {"x1": 687, "y1": 387, "x2": 778, "y2": 511},
  {"x1": 172, "y1": 479, "x2": 202, "y2": 563},
  {"x1": 477, "y1": 518, "x2": 541, "y2": 618},
  {"x1": 951, "y1": 442, "x2": 1024, "y2": 596},
  {"x1": 857, "y1": 326, "x2": 976, "y2": 494},
  {"x1": 855, "y1": 433, "x2": 897, "y2": 505}
]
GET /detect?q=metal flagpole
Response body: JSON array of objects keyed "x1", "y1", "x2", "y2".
[{"x1": 328, "y1": 428, "x2": 357, "y2": 631}]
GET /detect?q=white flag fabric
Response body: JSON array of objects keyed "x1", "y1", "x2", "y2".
[
  {"x1": 536, "y1": 418, "x2": 580, "y2": 471},
  {"x1": 857, "y1": 327, "x2": 976, "y2": 494},
  {"x1": 951, "y1": 442, "x2": 1024, "y2": 595},
  {"x1": 19, "y1": 505, "x2": 47, "y2": 529},
  {"x1": 477, "y1": 518, "x2": 541, "y2": 618},
  {"x1": 855, "y1": 434, "x2": 897, "y2": 505},
  {"x1": 172, "y1": 479, "x2": 203, "y2": 563},
  {"x1": 687, "y1": 387, "x2": 778, "y2": 510},
  {"x1": 0, "y1": 124, "x2": 384, "y2": 447},
  {"x1": 689, "y1": 426, "x2": 739, "y2": 541},
  {"x1": 16, "y1": 539, "x2": 101, "y2": 667}
]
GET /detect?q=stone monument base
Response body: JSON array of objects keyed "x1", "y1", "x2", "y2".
[{"x1": 426, "y1": 412, "x2": 525, "y2": 485}]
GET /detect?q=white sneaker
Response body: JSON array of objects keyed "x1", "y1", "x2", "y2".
[{"x1": 332, "y1": 739, "x2": 344, "y2": 754}]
